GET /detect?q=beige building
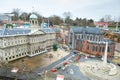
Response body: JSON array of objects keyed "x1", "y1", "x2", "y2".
[{"x1": 0, "y1": 28, "x2": 56, "y2": 62}]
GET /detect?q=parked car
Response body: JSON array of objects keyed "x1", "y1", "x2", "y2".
[
  {"x1": 37, "y1": 73, "x2": 42, "y2": 76},
  {"x1": 70, "y1": 69, "x2": 74, "y2": 74}
]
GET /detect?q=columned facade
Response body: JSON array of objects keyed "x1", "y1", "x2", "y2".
[
  {"x1": 29, "y1": 19, "x2": 38, "y2": 26},
  {"x1": 29, "y1": 13, "x2": 39, "y2": 28},
  {"x1": 0, "y1": 29, "x2": 56, "y2": 62}
]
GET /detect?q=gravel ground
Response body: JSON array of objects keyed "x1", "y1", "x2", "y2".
[{"x1": 8, "y1": 49, "x2": 68, "y2": 71}]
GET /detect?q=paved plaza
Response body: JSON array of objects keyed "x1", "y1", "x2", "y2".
[
  {"x1": 78, "y1": 59, "x2": 120, "y2": 80},
  {"x1": 44, "y1": 54, "x2": 120, "y2": 80}
]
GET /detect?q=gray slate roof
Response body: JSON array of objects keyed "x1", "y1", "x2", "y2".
[
  {"x1": 53, "y1": 28, "x2": 61, "y2": 33},
  {"x1": 88, "y1": 38, "x2": 114, "y2": 44},
  {"x1": 71, "y1": 27, "x2": 102, "y2": 34},
  {"x1": 0, "y1": 28, "x2": 31, "y2": 37},
  {"x1": 41, "y1": 28, "x2": 55, "y2": 33}
]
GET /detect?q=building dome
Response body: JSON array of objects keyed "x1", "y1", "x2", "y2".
[{"x1": 29, "y1": 14, "x2": 38, "y2": 19}]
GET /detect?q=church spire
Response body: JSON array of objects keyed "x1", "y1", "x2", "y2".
[
  {"x1": 32, "y1": 6, "x2": 34, "y2": 13},
  {"x1": 32, "y1": 0, "x2": 35, "y2": 13}
]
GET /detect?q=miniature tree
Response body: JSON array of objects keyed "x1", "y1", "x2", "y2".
[{"x1": 53, "y1": 44, "x2": 58, "y2": 51}]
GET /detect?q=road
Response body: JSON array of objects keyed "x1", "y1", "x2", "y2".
[
  {"x1": 35, "y1": 52, "x2": 74, "y2": 73},
  {"x1": 21, "y1": 52, "x2": 74, "y2": 80},
  {"x1": 58, "y1": 64, "x2": 90, "y2": 80}
]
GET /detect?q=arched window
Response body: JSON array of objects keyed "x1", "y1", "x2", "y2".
[
  {"x1": 102, "y1": 47, "x2": 105, "y2": 52},
  {"x1": 87, "y1": 45, "x2": 89, "y2": 50},
  {"x1": 90, "y1": 35, "x2": 92, "y2": 40},
  {"x1": 99, "y1": 46, "x2": 102, "y2": 52},
  {"x1": 82, "y1": 34, "x2": 83, "y2": 39},
  {"x1": 107, "y1": 46, "x2": 110, "y2": 52},
  {"x1": 32, "y1": 21, "x2": 34, "y2": 24}
]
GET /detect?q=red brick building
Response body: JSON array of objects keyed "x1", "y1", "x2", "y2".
[
  {"x1": 68, "y1": 27, "x2": 115, "y2": 57},
  {"x1": 94, "y1": 22, "x2": 108, "y2": 28}
]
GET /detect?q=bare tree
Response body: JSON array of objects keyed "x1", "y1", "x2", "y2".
[
  {"x1": 49, "y1": 15, "x2": 63, "y2": 25},
  {"x1": 19, "y1": 12, "x2": 29, "y2": 21},
  {"x1": 11, "y1": 8, "x2": 20, "y2": 21},
  {"x1": 63, "y1": 12, "x2": 72, "y2": 24},
  {"x1": 99, "y1": 17, "x2": 105, "y2": 22},
  {"x1": 104, "y1": 15, "x2": 112, "y2": 22}
]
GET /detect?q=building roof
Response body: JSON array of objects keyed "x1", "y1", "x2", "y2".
[
  {"x1": 88, "y1": 39, "x2": 114, "y2": 44},
  {"x1": 95, "y1": 22, "x2": 108, "y2": 25},
  {"x1": 41, "y1": 28, "x2": 55, "y2": 33},
  {"x1": 0, "y1": 28, "x2": 31, "y2": 37},
  {"x1": 29, "y1": 14, "x2": 38, "y2": 19},
  {"x1": 53, "y1": 28, "x2": 61, "y2": 33},
  {"x1": 71, "y1": 27, "x2": 102, "y2": 34},
  {"x1": 29, "y1": 29, "x2": 45, "y2": 35},
  {"x1": 0, "y1": 14, "x2": 11, "y2": 21}
]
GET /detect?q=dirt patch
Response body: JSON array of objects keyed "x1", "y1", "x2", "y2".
[{"x1": 8, "y1": 49, "x2": 68, "y2": 71}]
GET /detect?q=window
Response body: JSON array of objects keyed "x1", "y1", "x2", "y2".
[
  {"x1": 90, "y1": 36, "x2": 92, "y2": 40},
  {"x1": 93, "y1": 46, "x2": 97, "y2": 52},
  {"x1": 99, "y1": 47, "x2": 102, "y2": 52},
  {"x1": 93, "y1": 46, "x2": 95, "y2": 51},
  {"x1": 102, "y1": 47, "x2": 105, "y2": 52},
  {"x1": 95, "y1": 37, "x2": 97, "y2": 41},
  {"x1": 108, "y1": 46, "x2": 110, "y2": 52},
  {"x1": 5, "y1": 53, "x2": 7, "y2": 56},
  {"x1": 87, "y1": 36, "x2": 89, "y2": 40},
  {"x1": 8, "y1": 42, "x2": 10, "y2": 45},
  {"x1": 82, "y1": 35, "x2": 83, "y2": 39},
  {"x1": 4, "y1": 43, "x2": 6, "y2": 46},
  {"x1": 87, "y1": 45, "x2": 89, "y2": 50},
  {"x1": 12, "y1": 42, "x2": 13, "y2": 45},
  {"x1": 76, "y1": 34, "x2": 79, "y2": 39},
  {"x1": 95, "y1": 46, "x2": 98, "y2": 51},
  {"x1": 15, "y1": 41, "x2": 17, "y2": 44},
  {"x1": 9, "y1": 57, "x2": 11, "y2": 59},
  {"x1": 6, "y1": 58, "x2": 8, "y2": 61}
]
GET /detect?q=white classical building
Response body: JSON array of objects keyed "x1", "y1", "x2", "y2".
[
  {"x1": 0, "y1": 28, "x2": 56, "y2": 62},
  {"x1": 0, "y1": 13, "x2": 56, "y2": 62}
]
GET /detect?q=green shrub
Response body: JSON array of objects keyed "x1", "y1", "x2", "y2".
[{"x1": 53, "y1": 44, "x2": 58, "y2": 51}]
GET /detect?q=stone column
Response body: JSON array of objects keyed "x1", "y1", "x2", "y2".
[
  {"x1": 68, "y1": 32, "x2": 70, "y2": 46},
  {"x1": 103, "y1": 42, "x2": 108, "y2": 65},
  {"x1": 37, "y1": 21, "x2": 38, "y2": 26},
  {"x1": 72, "y1": 33, "x2": 74, "y2": 49}
]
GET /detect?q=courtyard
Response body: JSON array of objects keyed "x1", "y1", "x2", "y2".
[{"x1": 8, "y1": 49, "x2": 68, "y2": 71}]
